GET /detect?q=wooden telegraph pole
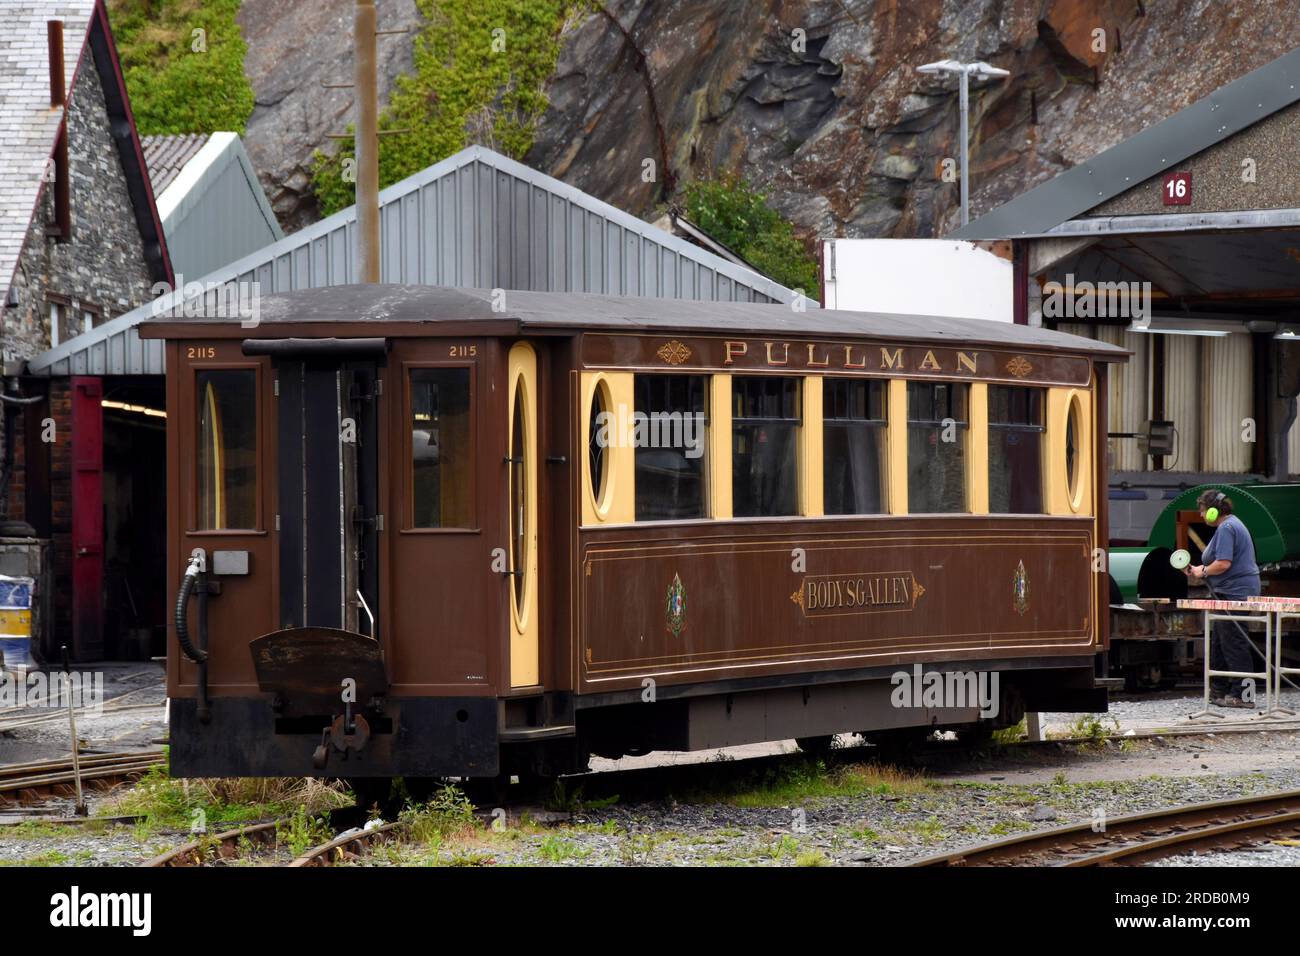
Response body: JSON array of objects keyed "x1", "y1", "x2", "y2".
[{"x1": 355, "y1": 0, "x2": 380, "y2": 284}]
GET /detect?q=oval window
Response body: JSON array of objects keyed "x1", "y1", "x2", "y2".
[
  {"x1": 509, "y1": 378, "x2": 528, "y2": 615},
  {"x1": 588, "y1": 381, "x2": 609, "y2": 512},
  {"x1": 1065, "y1": 393, "x2": 1081, "y2": 508}
]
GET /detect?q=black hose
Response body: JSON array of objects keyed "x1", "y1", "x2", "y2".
[{"x1": 174, "y1": 569, "x2": 207, "y2": 663}]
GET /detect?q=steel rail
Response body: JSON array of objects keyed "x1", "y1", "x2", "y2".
[
  {"x1": 287, "y1": 821, "x2": 404, "y2": 867},
  {"x1": 0, "y1": 750, "x2": 163, "y2": 806},
  {"x1": 144, "y1": 820, "x2": 284, "y2": 868},
  {"x1": 911, "y1": 789, "x2": 1300, "y2": 866}
]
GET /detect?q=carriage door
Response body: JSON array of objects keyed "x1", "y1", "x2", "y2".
[
  {"x1": 275, "y1": 354, "x2": 382, "y2": 638},
  {"x1": 507, "y1": 342, "x2": 539, "y2": 687}
]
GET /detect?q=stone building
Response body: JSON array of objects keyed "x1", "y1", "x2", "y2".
[{"x1": 0, "y1": 0, "x2": 172, "y2": 659}]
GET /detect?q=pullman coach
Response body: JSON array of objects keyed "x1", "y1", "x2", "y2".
[{"x1": 141, "y1": 285, "x2": 1128, "y2": 791}]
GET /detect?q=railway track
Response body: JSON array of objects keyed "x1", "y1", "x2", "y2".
[
  {"x1": 145, "y1": 821, "x2": 284, "y2": 867},
  {"x1": 287, "y1": 821, "x2": 405, "y2": 867},
  {"x1": 144, "y1": 819, "x2": 405, "y2": 867},
  {"x1": 0, "y1": 750, "x2": 163, "y2": 808},
  {"x1": 910, "y1": 789, "x2": 1300, "y2": 866}
]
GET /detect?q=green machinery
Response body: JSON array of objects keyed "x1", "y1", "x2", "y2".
[
  {"x1": 1107, "y1": 482, "x2": 1300, "y2": 689},
  {"x1": 1147, "y1": 483, "x2": 1300, "y2": 567}
]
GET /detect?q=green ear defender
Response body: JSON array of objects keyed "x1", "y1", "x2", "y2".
[{"x1": 1204, "y1": 490, "x2": 1226, "y2": 524}]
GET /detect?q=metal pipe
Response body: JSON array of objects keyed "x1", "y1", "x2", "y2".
[
  {"x1": 174, "y1": 551, "x2": 210, "y2": 723},
  {"x1": 47, "y1": 20, "x2": 70, "y2": 240},
  {"x1": 47, "y1": 20, "x2": 65, "y2": 107},
  {"x1": 355, "y1": 0, "x2": 380, "y2": 284},
  {"x1": 60, "y1": 644, "x2": 86, "y2": 816},
  {"x1": 197, "y1": 570, "x2": 210, "y2": 724},
  {"x1": 959, "y1": 68, "x2": 969, "y2": 227}
]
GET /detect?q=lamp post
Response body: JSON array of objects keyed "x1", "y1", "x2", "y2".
[{"x1": 915, "y1": 59, "x2": 1010, "y2": 227}]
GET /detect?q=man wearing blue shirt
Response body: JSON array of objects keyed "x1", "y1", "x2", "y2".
[{"x1": 1184, "y1": 489, "x2": 1261, "y2": 708}]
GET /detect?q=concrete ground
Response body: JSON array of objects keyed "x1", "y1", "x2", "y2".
[{"x1": 0, "y1": 660, "x2": 165, "y2": 765}]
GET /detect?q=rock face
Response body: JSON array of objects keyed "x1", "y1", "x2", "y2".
[
  {"x1": 526, "y1": 0, "x2": 1300, "y2": 240},
  {"x1": 237, "y1": 0, "x2": 423, "y2": 233},
  {"x1": 239, "y1": 0, "x2": 1300, "y2": 242}
]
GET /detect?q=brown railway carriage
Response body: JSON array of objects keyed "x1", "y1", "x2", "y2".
[{"x1": 141, "y1": 285, "x2": 1128, "y2": 781}]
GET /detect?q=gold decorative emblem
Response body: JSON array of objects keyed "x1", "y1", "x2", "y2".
[
  {"x1": 665, "y1": 573, "x2": 687, "y2": 637},
  {"x1": 657, "y1": 340, "x2": 691, "y2": 365},
  {"x1": 790, "y1": 588, "x2": 805, "y2": 610},
  {"x1": 1013, "y1": 560, "x2": 1030, "y2": 615},
  {"x1": 1005, "y1": 355, "x2": 1033, "y2": 378}
]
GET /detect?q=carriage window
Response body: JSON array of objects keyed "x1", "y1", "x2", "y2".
[
  {"x1": 634, "y1": 375, "x2": 707, "y2": 520},
  {"x1": 410, "y1": 368, "x2": 473, "y2": 528},
  {"x1": 588, "y1": 382, "x2": 609, "y2": 511},
  {"x1": 509, "y1": 382, "x2": 527, "y2": 611},
  {"x1": 989, "y1": 386, "x2": 1044, "y2": 513},
  {"x1": 732, "y1": 376, "x2": 799, "y2": 517},
  {"x1": 824, "y1": 378, "x2": 886, "y2": 515},
  {"x1": 196, "y1": 369, "x2": 257, "y2": 530},
  {"x1": 1066, "y1": 393, "x2": 1081, "y2": 505},
  {"x1": 907, "y1": 381, "x2": 968, "y2": 513}
]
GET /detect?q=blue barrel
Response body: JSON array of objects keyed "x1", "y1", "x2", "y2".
[{"x1": 0, "y1": 575, "x2": 35, "y2": 668}]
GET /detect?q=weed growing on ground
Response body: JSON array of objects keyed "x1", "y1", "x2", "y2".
[
  {"x1": 400, "y1": 783, "x2": 477, "y2": 844},
  {"x1": 280, "y1": 805, "x2": 332, "y2": 858},
  {"x1": 104, "y1": 764, "x2": 349, "y2": 836}
]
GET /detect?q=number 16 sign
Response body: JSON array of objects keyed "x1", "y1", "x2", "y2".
[{"x1": 1162, "y1": 171, "x2": 1192, "y2": 206}]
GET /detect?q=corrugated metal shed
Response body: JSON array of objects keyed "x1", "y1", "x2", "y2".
[
  {"x1": 149, "y1": 132, "x2": 284, "y2": 279},
  {"x1": 28, "y1": 145, "x2": 796, "y2": 376}
]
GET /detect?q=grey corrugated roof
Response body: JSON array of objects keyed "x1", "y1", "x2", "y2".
[
  {"x1": 140, "y1": 283, "x2": 1130, "y2": 360},
  {"x1": 29, "y1": 145, "x2": 799, "y2": 375},
  {"x1": 141, "y1": 133, "x2": 210, "y2": 195},
  {"x1": 0, "y1": 1, "x2": 95, "y2": 292},
  {"x1": 953, "y1": 46, "x2": 1300, "y2": 240}
]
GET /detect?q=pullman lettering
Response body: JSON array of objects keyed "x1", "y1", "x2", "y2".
[{"x1": 722, "y1": 340, "x2": 981, "y2": 375}]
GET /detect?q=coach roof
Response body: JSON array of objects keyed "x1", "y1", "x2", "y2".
[{"x1": 140, "y1": 284, "x2": 1129, "y2": 359}]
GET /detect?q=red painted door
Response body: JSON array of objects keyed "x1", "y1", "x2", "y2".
[{"x1": 71, "y1": 376, "x2": 103, "y2": 660}]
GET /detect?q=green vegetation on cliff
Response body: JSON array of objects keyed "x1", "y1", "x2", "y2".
[
  {"x1": 683, "y1": 175, "x2": 818, "y2": 294},
  {"x1": 106, "y1": 0, "x2": 254, "y2": 135},
  {"x1": 311, "y1": 0, "x2": 581, "y2": 216}
]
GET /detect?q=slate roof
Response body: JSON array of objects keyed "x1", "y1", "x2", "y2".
[
  {"x1": 141, "y1": 133, "x2": 210, "y2": 196},
  {"x1": 0, "y1": 1, "x2": 95, "y2": 291}
]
